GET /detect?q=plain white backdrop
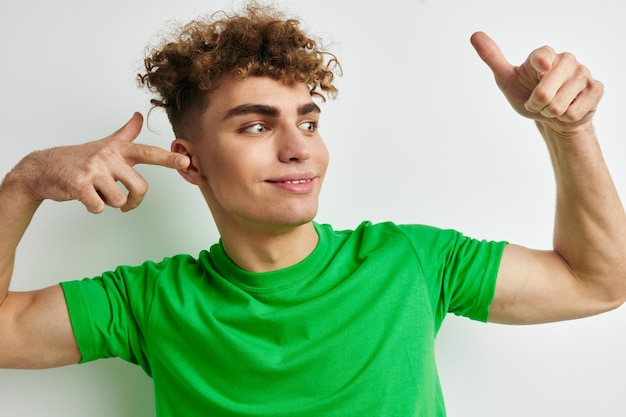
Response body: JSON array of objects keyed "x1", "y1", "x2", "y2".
[{"x1": 1, "y1": 0, "x2": 625, "y2": 415}]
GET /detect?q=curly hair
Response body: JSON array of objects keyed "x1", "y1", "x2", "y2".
[{"x1": 137, "y1": 2, "x2": 341, "y2": 138}]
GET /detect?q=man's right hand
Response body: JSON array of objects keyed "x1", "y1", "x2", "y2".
[
  {"x1": 12, "y1": 112, "x2": 190, "y2": 213},
  {"x1": 0, "y1": 113, "x2": 191, "y2": 369}
]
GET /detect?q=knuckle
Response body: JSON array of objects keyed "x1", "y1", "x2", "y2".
[
  {"x1": 560, "y1": 108, "x2": 579, "y2": 122},
  {"x1": 133, "y1": 144, "x2": 174, "y2": 167},
  {"x1": 573, "y1": 66, "x2": 591, "y2": 83},
  {"x1": 110, "y1": 195, "x2": 128, "y2": 208},
  {"x1": 103, "y1": 188, "x2": 127, "y2": 208},
  {"x1": 127, "y1": 180, "x2": 149, "y2": 199},
  {"x1": 92, "y1": 144, "x2": 122, "y2": 163},
  {"x1": 590, "y1": 79, "x2": 604, "y2": 96},
  {"x1": 132, "y1": 144, "x2": 156, "y2": 163},
  {"x1": 141, "y1": 145, "x2": 157, "y2": 158},
  {"x1": 136, "y1": 180, "x2": 149, "y2": 195},
  {"x1": 543, "y1": 102, "x2": 564, "y2": 118},
  {"x1": 534, "y1": 45, "x2": 552, "y2": 56},
  {"x1": 71, "y1": 175, "x2": 95, "y2": 195},
  {"x1": 532, "y1": 88, "x2": 552, "y2": 106},
  {"x1": 559, "y1": 51, "x2": 577, "y2": 63}
]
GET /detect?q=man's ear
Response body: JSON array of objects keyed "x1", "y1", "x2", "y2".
[{"x1": 171, "y1": 139, "x2": 205, "y2": 185}]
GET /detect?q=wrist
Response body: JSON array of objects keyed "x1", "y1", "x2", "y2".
[
  {"x1": 535, "y1": 120, "x2": 596, "y2": 142},
  {"x1": 1, "y1": 157, "x2": 45, "y2": 207}
]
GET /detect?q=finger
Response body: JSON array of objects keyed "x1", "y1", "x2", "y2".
[
  {"x1": 94, "y1": 162, "x2": 149, "y2": 212},
  {"x1": 92, "y1": 175, "x2": 129, "y2": 209},
  {"x1": 108, "y1": 112, "x2": 144, "y2": 143},
  {"x1": 470, "y1": 31, "x2": 513, "y2": 79},
  {"x1": 74, "y1": 186, "x2": 108, "y2": 214},
  {"x1": 64, "y1": 170, "x2": 115, "y2": 214},
  {"x1": 83, "y1": 171, "x2": 148, "y2": 213},
  {"x1": 527, "y1": 45, "x2": 556, "y2": 77},
  {"x1": 109, "y1": 113, "x2": 190, "y2": 169},
  {"x1": 556, "y1": 81, "x2": 603, "y2": 123},
  {"x1": 525, "y1": 49, "x2": 568, "y2": 114},
  {"x1": 126, "y1": 143, "x2": 191, "y2": 170},
  {"x1": 120, "y1": 172, "x2": 149, "y2": 212},
  {"x1": 537, "y1": 75, "x2": 588, "y2": 119}
]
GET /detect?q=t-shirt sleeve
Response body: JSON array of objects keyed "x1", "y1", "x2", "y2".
[
  {"x1": 59, "y1": 263, "x2": 158, "y2": 373},
  {"x1": 402, "y1": 224, "x2": 507, "y2": 326}
]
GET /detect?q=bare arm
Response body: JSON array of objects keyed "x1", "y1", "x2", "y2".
[
  {"x1": 0, "y1": 113, "x2": 189, "y2": 368},
  {"x1": 0, "y1": 175, "x2": 76, "y2": 368},
  {"x1": 470, "y1": 32, "x2": 626, "y2": 324}
]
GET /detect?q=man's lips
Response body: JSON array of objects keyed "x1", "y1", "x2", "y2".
[
  {"x1": 266, "y1": 173, "x2": 317, "y2": 192},
  {"x1": 267, "y1": 172, "x2": 316, "y2": 183},
  {"x1": 269, "y1": 178, "x2": 313, "y2": 184}
]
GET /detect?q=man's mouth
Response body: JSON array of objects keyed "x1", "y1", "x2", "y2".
[
  {"x1": 278, "y1": 179, "x2": 313, "y2": 184},
  {"x1": 267, "y1": 175, "x2": 317, "y2": 193}
]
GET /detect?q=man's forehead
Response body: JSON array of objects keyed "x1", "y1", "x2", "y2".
[{"x1": 206, "y1": 76, "x2": 315, "y2": 116}]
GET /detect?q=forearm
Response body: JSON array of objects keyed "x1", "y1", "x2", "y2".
[
  {"x1": 539, "y1": 121, "x2": 626, "y2": 300},
  {"x1": 0, "y1": 174, "x2": 81, "y2": 368},
  {"x1": 0, "y1": 168, "x2": 42, "y2": 301}
]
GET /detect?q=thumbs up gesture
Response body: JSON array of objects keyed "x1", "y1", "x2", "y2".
[{"x1": 470, "y1": 31, "x2": 604, "y2": 135}]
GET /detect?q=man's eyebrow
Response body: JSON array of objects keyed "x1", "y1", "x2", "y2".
[
  {"x1": 223, "y1": 102, "x2": 321, "y2": 120},
  {"x1": 223, "y1": 104, "x2": 279, "y2": 120},
  {"x1": 298, "y1": 102, "x2": 321, "y2": 115}
]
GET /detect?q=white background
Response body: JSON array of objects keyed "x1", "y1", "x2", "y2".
[{"x1": 1, "y1": 0, "x2": 625, "y2": 416}]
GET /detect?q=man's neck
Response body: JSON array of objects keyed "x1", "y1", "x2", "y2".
[{"x1": 218, "y1": 221, "x2": 319, "y2": 273}]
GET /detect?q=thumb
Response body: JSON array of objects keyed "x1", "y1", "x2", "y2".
[
  {"x1": 470, "y1": 31, "x2": 512, "y2": 80},
  {"x1": 111, "y1": 112, "x2": 144, "y2": 142}
]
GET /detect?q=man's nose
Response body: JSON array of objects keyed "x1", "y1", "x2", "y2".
[{"x1": 277, "y1": 127, "x2": 312, "y2": 162}]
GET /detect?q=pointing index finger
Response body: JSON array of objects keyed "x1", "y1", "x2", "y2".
[
  {"x1": 110, "y1": 113, "x2": 190, "y2": 169},
  {"x1": 127, "y1": 143, "x2": 191, "y2": 170}
]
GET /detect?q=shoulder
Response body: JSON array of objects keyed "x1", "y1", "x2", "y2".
[
  {"x1": 315, "y1": 220, "x2": 472, "y2": 262},
  {"x1": 316, "y1": 220, "x2": 450, "y2": 241}
]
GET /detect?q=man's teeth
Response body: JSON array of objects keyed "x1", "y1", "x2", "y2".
[{"x1": 283, "y1": 179, "x2": 312, "y2": 184}]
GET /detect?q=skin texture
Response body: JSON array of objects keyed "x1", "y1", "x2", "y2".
[
  {"x1": 0, "y1": 31, "x2": 624, "y2": 370},
  {"x1": 172, "y1": 76, "x2": 328, "y2": 272},
  {"x1": 471, "y1": 32, "x2": 626, "y2": 324},
  {"x1": 0, "y1": 113, "x2": 190, "y2": 368}
]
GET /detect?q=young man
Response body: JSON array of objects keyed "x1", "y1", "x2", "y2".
[{"x1": 0, "y1": 3, "x2": 624, "y2": 416}]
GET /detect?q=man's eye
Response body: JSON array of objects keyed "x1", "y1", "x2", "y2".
[
  {"x1": 243, "y1": 123, "x2": 266, "y2": 134},
  {"x1": 300, "y1": 121, "x2": 318, "y2": 132}
]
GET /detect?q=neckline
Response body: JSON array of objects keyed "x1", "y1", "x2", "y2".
[{"x1": 209, "y1": 222, "x2": 331, "y2": 294}]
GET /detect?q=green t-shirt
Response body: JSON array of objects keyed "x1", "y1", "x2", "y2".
[{"x1": 61, "y1": 221, "x2": 506, "y2": 416}]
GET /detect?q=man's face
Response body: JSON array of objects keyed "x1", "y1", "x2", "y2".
[{"x1": 176, "y1": 76, "x2": 329, "y2": 234}]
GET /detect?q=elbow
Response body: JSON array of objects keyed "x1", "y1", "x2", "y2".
[
  {"x1": 597, "y1": 297, "x2": 625, "y2": 315},
  {"x1": 588, "y1": 279, "x2": 626, "y2": 316}
]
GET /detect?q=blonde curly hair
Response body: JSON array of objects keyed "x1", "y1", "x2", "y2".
[{"x1": 138, "y1": 2, "x2": 341, "y2": 137}]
